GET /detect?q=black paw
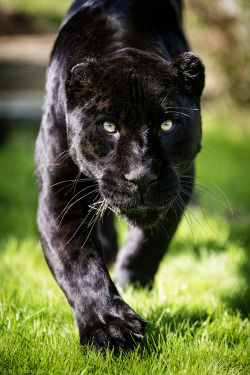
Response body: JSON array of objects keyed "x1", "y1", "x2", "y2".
[{"x1": 77, "y1": 297, "x2": 147, "y2": 351}]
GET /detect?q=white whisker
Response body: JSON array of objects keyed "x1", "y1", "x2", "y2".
[{"x1": 57, "y1": 187, "x2": 99, "y2": 226}]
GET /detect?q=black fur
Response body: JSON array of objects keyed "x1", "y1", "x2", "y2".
[{"x1": 35, "y1": 0, "x2": 205, "y2": 351}]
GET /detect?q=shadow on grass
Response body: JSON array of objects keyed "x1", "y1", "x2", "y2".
[
  {"x1": 134, "y1": 305, "x2": 210, "y2": 356},
  {"x1": 147, "y1": 305, "x2": 210, "y2": 334},
  {"x1": 172, "y1": 218, "x2": 250, "y2": 319},
  {"x1": 219, "y1": 215, "x2": 250, "y2": 318},
  {"x1": 222, "y1": 245, "x2": 250, "y2": 319}
]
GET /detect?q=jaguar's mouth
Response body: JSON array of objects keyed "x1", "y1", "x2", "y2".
[{"x1": 117, "y1": 203, "x2": 168, "y2": 228}]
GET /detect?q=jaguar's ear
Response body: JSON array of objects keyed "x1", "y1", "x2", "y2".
[
  {"x1": 65, "y1": 59, "x2": 102, "y2": 106},
  {"x1": 69, "y1": 63, "x2": 86, "y2": 87},
  {"x1": 171, "y1": 52, "x2": 205, "y2": 97},
  {"x1": 66, "y1": 59, "x2": 100, "y2": 89}
]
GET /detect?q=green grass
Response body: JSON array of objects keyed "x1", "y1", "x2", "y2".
[{"x1": 0, "y1": 106, "x2": 250, "y2": 374}]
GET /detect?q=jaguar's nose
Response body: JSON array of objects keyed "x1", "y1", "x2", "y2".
[{"x1": 124, "y1": 171, "x2": 158, "y2": 195}]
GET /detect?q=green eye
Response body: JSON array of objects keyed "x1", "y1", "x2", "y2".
[
  {"x1": 103, "y1": 121, "x2": 116, "y2": 133},
  {"x1": 161, "y1": 120, "x2": 174, "y2": 132}
]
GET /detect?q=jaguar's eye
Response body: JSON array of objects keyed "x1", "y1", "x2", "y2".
[
  {"x1": 103, "y1": 121, "x2": 116, "y2": 134},
  {"x1": 161, "y1": 119, "x2": 174, "y2": 133}
]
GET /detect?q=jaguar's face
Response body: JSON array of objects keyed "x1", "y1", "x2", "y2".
[{"x1": 65, "y1": 50, "x2": 204, "y2": 227}]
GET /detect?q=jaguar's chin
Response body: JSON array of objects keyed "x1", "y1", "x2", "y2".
[{"x1": 118, "y1": 204, "x2": 168, "y2": 228}]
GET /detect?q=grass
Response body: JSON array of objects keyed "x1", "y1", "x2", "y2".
[{"x1": 0, "y1": 106, "x2": 250, "y2": 374}]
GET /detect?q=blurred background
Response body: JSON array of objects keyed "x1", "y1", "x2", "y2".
[{"x1": 0, "y1": 0, "x2": 249, "y2": 246}]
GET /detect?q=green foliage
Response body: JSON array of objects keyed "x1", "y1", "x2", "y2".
[
  {"x1": 197, "y1": 106, "x2": 250, "y2": 213},
  {"x1": 0, "y1": 128, "x2": 38, "y2": 240},
  {"x1": 0, "y1": 107, "x2": 250, "y2": 373},
  {"x1": 0, "y1": 0, "x2": 72, "y2": 24}
]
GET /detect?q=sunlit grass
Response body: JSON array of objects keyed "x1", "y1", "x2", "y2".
[{"x1": 0, "y1": 218, "x2": 249, "y2": 374}]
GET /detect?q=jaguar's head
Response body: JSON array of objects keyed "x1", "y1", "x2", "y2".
[{"x1": 65, "y1": 49, "x2": 205, "y2": 227}]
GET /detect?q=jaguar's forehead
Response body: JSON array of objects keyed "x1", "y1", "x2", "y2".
[
  {"x1": 67, "y1": 73, "x2": 176, "y2": 127},
  {"x1": 66, "y1": 50, "x2": 177, "y2": 107},
  {"x1": 66, "y1": 49, "x2": 204, "y2": 118},
  {"x1": 98, "y1": 57, "x2": 175, "y2": 101}
]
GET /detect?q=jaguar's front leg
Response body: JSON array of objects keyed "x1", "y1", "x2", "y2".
[{"x1": 36, "y1": 162, "x2": 145, "y2": 351}]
